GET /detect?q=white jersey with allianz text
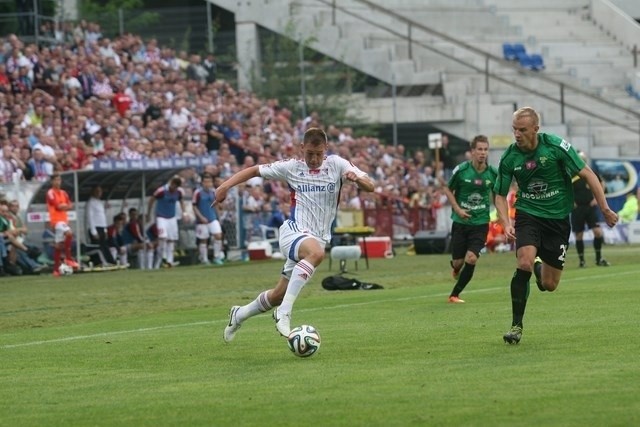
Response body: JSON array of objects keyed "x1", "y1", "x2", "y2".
[{"x1": 259, "y1": 155, "x2": 368, "y2": 242}]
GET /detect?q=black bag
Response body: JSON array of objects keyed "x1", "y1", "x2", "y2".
[{"x1": 321, "y1": 275, "x2": 383, "y2": 291}]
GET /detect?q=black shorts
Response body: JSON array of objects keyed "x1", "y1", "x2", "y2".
[
  {"x1": 450, "y1": 222, "x2": 489, "y2": 260},
  {"x1": 571, "y1": 205, "x2": 599, "y2": 232},
  {"x1": 515, "y1": 211, "x2": 570, "y2": 270}
]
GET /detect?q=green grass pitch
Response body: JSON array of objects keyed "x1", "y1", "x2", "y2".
[{"x1": 1, "y1": 245, "x2": 639, "y2": 426}]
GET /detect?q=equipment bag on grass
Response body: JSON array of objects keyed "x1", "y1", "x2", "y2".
[{"x1": 321, "y1": 275, "x2": 383, "y2": 291}]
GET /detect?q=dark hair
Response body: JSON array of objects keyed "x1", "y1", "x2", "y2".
[
  {"x1": 470, "y1": 135, "x2": 489, "y2": 149},
  {"x1": 303, "y1": 127, "x2": 328, "y2": 146}
]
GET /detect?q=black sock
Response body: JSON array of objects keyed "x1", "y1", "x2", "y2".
[
  {"x1": 511, "y1": 269, "x2": 531, "y2": 328},
  {"x1": 450, "y1": 262, "x2": 476, "y2": 297},
  {"x1": 533, "y1": 260, "x2": 545, "y2": 292},
  {"x1": 594, "y1": 237, "x2": 603, "y2": 262},
  {"x1": 576, "y1": 240, "x2": 585, "y2": 262}
]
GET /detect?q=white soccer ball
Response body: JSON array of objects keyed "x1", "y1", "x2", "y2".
[
  {"x1": 287, "y1": 325, "x2": 321, "y2": 358},
  {"x1": 59, "y1": 263, "x2": 74, "y2": 276}
]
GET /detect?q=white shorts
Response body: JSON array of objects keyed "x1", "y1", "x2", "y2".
[
  {"x1": 278, "y1": 221, "x2": 326, "y2": 279},
  {"x1": 195, "y1": 220, "x2": 222, "y2": 240},
  {"x1": 54, "y1": 222, "x2": 71, "y2": 243},
  {"x1": 157, "y1": 217, "x2": 179, "y2": 241}
]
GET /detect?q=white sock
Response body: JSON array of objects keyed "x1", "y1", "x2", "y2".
[
  {"x1": 109, "y1": 247, "x2": 117, "y2": 264},
  {"x1": 213, "y1": 239, "x2": 223, "y2": 260},
  {"x1": 166, "y1": 241, "x2": 175, "y2": 263},
  {"x1": 154, "y1": 248, "x2": 162, "y2": 268},
  {"x1": 199, "y1": 243, "x2": 208, "y2": 262},
  {"x1": 137, "y1": 250, "x2": 145, "y2": 269},
  {"x1": 158, "y1": 240, "x2": 167, "y2": 261},
  {"x1": 119, "y1": 251, "x2": 128, "y2": 266},
  {"x1": 236, "y1": 291, "x2": 272, "y2": 323},
  {"x1": 279, "y1": 260, "x2": 315, "y2": 314}
]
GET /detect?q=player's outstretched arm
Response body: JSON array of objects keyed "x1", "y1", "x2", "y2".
[
  {"x1": 213, "y1": 165, "x2": 261, "y2": 206},
  {"x1": 343, "y1": 171, "x2": 374, "y2": 192}
]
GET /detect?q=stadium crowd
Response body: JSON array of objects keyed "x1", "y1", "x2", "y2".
[
  {"x1": 0, "y1": 21, "x2": 472, "y2": 273},
  {"x1": 0, "y1": 21, "x2": 457, "y2": 204}
]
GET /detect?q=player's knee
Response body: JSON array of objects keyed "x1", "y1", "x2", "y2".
[
  {"x1": 516, "y1": 259, "x2": 534, "y2": 272},
  {"x1": 544, "y1": 281, "x2": 559, "y2": 292},
  {"x1": 306, "y1": 249, "x2": 325, "y2": 266},
  {"x1": 465, "y1": 253, "x2": 478, "y2": 264}
]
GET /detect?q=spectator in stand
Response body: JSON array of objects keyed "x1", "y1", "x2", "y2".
[
  {"x1": 111, "y1": 81, "x2": 132, "y2": 117},
  {"x1": 0, "y1": 64, "x2": 11, "y2": 93},
  {"x1": 186, "y1": 54, "x2": 208, "y2": 82},
  {"x1": 26, "y1": 147, "x2": 54, "y2": 181},
  {"x1": 166, "y1": 98, "x2": 190, "y2": 135},
  {"x1": 46, "y1": 173, "x2": 79, "y2": 275},
  {"x1": 0, "y1": 144, "x2": 25, "y2": 183},
  {"x1": 91, "y1": 69, "x2": 114, "y2": 102},
  {"x1": 78, "y1": 63, "x2": 95, "y2": 100},
  {"x1": 146, "y1": 176, "x2": 185, "y2": 268},
  {"x1": 42, "y1": 57, "x2": 62, "y2": 89},
  {"x1": 143, "y1": 95, "x2": 163, "y2": 126},
  {"x1": 204, "y1": 111, "x2": 224, "y2": 155},
  {"x1": 202, "y1": 53, "x2": 217, "y2": 84}
]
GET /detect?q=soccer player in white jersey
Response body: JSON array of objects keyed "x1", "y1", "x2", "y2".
[{"x1": 219, "y1": 127, "x2": 375, "y2": 342}]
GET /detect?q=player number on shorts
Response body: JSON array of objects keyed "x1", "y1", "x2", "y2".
[{"x1": 557, "y1": 244, "x2": 567, "y2": 263}]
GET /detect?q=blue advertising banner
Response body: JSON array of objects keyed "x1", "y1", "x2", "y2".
[
  {"x1": 592, "y1": 158, "x2": 640, "y2": 213},
  {"x1": 92, "y1": 156, "x2": 218, "y2": 171}
]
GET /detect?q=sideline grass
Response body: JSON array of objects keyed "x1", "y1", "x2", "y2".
[{"x1": 1, "y1": 246, "x2": 639, "y2": 426}]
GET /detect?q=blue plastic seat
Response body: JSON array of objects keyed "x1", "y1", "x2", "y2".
[
  {"x1": 512, "y1": 43, "x2": 526, "y2": 58},
  {"x1": 518, "y1": 54, "x2": 534, "y2": 70},
  {"x1": 529, "y1": 54, "x2": 545, "y2": 71},
  {"x1": 502, "y1": 43, "x2": 515, "y2": 60}
]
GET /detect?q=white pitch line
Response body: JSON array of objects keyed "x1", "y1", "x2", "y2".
[{"x1": 2, "y1": 269, "x2": 636, "y2": 349}]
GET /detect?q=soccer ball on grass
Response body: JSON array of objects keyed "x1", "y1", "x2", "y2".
[
  {"x1": 59, "y1": 263, "x2": 74, "y2": 276},
  {"x1": 287, "y1": 325, "x2": 321, "y2": 358}
]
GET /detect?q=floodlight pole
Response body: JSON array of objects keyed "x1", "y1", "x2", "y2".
[
  {"x1": 392, "y1": 70, "x2": 398, "y2": 148},
  {"x1": 299, "y1": 35, "x2": 307, "y2": 120}
]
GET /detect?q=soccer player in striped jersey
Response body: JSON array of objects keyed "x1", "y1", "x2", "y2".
[{"x1": 220, "y1": 127, "x2": 375, "y2": 342}]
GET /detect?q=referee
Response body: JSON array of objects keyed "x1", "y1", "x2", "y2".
[{"x1": 571, "y1": 151, "x2": 610, "y2": 267}]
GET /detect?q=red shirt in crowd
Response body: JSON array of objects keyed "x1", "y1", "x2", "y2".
[{"x1": 112, "y1": 92, "x2": 132, "y2": 117}]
